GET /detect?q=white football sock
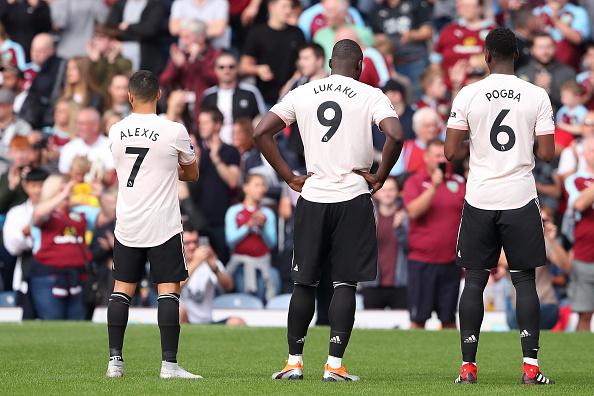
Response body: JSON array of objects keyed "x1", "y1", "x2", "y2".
[
  {"x1": 327, "y1": 355, "x2": 342, "y2": 369},
  {"x1": 287, "y1": 354, "x2": 302, "y2": 365},
  {"x1": 462, "y1": 361, "x2": 476, "y2": 366},
  {"x1": 523, "y1": 357, "x2": 538, "y2": 366}
]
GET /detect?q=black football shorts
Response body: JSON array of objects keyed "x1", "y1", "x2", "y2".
[
  {"x1": 456, "y1": 199, "x2": 546, "y2": 270},
  {"x1": 292, "y1": 193, "x2": 378, "y2": 285},
  {"x1": 113, "y1": 233, "x2": 188, "y2": 283}
]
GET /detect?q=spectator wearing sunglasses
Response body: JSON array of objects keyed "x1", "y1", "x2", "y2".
[{"x1": 201, "y1": 51, "x2": 266, "y2": 144}]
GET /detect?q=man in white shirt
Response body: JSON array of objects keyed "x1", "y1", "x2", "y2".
[
  {"x1": 254, "y1": 39, "x2": 403, "y2": 381},
  {"x1": 105, "y1": 70, "x2": 199, "y2": 380},
  {"x1": 179, "y1": 226, "x2": 238, "y2": 324},
  {"x1": 445, "y1": 28, "x2": 555, "y2": 385},
  {"x1": 2, "y1": 168, "x2": 48, "y2": 306},
  {"x1": 58, "y1": 108, "x2": 114, "y2": 177}
]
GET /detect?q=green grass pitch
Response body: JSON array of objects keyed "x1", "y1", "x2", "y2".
[{"x1": 1, "y1": 322, "x2": 592, "y2": 395}]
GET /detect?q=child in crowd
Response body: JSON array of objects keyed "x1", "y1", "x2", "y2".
[
  {"x1": 414, "y1": 67, "x2": 450, "y2": 123},
  {"x1": 556, "y1": 80, "x2": 588, "y2": 150}
]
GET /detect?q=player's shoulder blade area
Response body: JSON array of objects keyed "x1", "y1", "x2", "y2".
[{"x1": 115, "y1": 113, "x2": 163, "y2": 144}]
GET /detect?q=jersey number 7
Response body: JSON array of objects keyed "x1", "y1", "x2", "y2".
[
  {"x1": 490, "y1": 109, "x2": 516, "y2": 152},
  {"x1": 125, "y1": 146, "x2": 149, "y2": 187}
]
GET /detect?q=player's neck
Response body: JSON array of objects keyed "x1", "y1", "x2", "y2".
[
  {"x1": 488, "y1": 64, "x2": 515, "y2": 76},
  {"x1": 132, "y1": 104, "x2": 156, "y2": 115},
  {"x1": 330, "y1": 70, "x2": 357, "y2": 80}
]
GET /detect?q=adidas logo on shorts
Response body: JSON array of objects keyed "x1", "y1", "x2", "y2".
[
  {"x1": 330, "y1": 336, "x2": 342, "y2": 344},
  {"x1": 463, "y1": 335, "x2": 477, "y2": 344},
  {"x1": 520, "y1": 329, "x2": 532, "y2": 338}
]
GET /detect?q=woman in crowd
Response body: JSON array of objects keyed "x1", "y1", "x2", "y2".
[{"x1": 29, "y1": 174, "x2": 108, "y2": 320}]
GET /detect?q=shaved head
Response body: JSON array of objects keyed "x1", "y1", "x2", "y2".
[
  {"x1": 329, "y1": 39, "x2": 363, "y2": 79},
  {"x1": 331, "y1": 39, "x2": 363, "y2": 63}
]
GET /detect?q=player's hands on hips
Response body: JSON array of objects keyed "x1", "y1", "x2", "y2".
[
  {"x1": 353, "y1": 170, "x2": 383, "y2": 194},
  {"x1": 287, "y1": 173, "x2": 311, "y2": 192}
]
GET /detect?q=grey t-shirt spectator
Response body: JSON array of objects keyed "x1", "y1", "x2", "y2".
[
  {"x1": 170, "y1": 0, "x2": 230, "y2": 48},
  {"x1": 50, "y1": 0, "x2": 109, "y2": 58},
  {"x1": 370, "y1": 0, "x2": 432, "y2": 63}
]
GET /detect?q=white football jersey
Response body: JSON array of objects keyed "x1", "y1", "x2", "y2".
[
  {"x1": 109, "y1": 113, "x2": 196, "y2": 247},
  {"x1": 271, "y1": 74, "x2": 398, "y2": 203},
  {"x1": 447, "y1": 74, "x2": 555, "y2": 210}
]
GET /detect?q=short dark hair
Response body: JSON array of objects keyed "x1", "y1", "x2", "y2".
[
  {"x1": 216, "y1": 50, "x2": 238, "y2": 64},
  {"x1": 331, "y1": 39, "x2": 363, "y2": 65},
  {"x1": 300, "y1": 43, "x2": 325, "y2": 60},
  {"x1": 485, "y1": 28, "x2": 517, "y2": 60},
  {"x1": 128, "y1": 70, "x2": 159, "y2": 102},
  {"x1": 382, "y1": 79, "x2": 406, "y2": 96},
  {"x1": 200, "y1": 106, "x2": 224, "y2": 124}
]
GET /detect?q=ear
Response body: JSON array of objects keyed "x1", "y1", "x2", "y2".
[
  {"x1": 484, "y1": 50, "x2": 491, "y2": 65},
  {"x1": 328, "y1": 58, "x2": 333, "y2": 70},
  {"x1": 513, "y1": 49, "x2": 519, "y2": 61},
  {"x1": 156, "y1": 89, "x2": 162, "y2": 101},
  {"x1": 128, "y1": 92, "x2": 133, "y2": 105}
]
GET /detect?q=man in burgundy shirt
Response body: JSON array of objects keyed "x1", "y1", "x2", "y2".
[
  {"x1": 403, "y1": 138, "x2": 465, "y2": 329},
  {"x1": 565, "y1": 136, "x2": 594, "y2": 331},
  {"x1": 160, "y1": 19, "x2": 219, "y2": 120}
]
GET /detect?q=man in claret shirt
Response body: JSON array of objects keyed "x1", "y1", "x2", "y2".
[
  {"x1": 533, "y1": 0, "x2": 590, "y2": 70},
  {"x1": 432, "y1": 0, "x2": 494, "y2": 88},
  {"x1": 564, "y1": 136, "x2": 594, "y2": 332},
  {"x1": 402, "y1": 139, "x2": 465, "y2": 330}
]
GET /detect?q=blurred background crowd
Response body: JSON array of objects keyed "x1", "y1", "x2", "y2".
[{"x1": 0, "y1": 0, "x2": 593, "y2": 331}]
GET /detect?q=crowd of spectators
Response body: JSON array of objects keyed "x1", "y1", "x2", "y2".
[{"x1": 0, "y1": 0, "x2": 593, "y2": 331}]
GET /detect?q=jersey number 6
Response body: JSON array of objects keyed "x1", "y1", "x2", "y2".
[
  {"x1": 317, "y1": 101, "x2": 342, "y2": 142},
  {"x1": 125, "y1": 146, "x2": 149, "y2": 187},
  {"x1": 490, "y1": 109, "x2": 516, "y2": 152}
]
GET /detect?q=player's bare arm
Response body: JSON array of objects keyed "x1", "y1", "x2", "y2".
[
  {"x1": 353, "y1": 116, "x2": 404, "y2": 193},
  {"x1": 534, "y1": 134, "x2": 555, "y2": 162},
  {"x1": 178, "y1": 158, "x2": 199, "y2": 182},
  {"x1": 253, "y1": 112, "x2": 311, "y2": 192},
  {"x1": 444, "y1": 128, "x2": 470, "y2": 161}
]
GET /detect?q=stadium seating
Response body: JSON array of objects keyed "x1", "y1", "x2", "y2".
[
  {"x1": 0, "y1": 291, "x2": 17, "y2": 308},
  {"x1": 212, "y1": 293, "x2": 264, "y2": 309},
  {"x1": 265, "y1": 293, "x2": 292, "y2": 309}
]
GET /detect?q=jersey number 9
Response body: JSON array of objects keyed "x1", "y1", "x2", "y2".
[{"x1": 317, "y1": 101, "x2": 342, "y2": 142}]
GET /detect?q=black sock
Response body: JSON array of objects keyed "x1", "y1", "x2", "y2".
[
  {"x1": 459, "y1": 269, "x2": 489, "y2": 363},
  {"x1": 287, "y1": 284, "x2": 316, "y2": 355},
  {"x1": 158, "y1": 293, "x2": 181, "y2": 363},
  {"x1": 511, "y1": 269, "x2": 540, "y2": 359},
  {"x1": 328, "y1": 283, "x2": 356, "y2": 359},
  {"x1": 107, "y1": 292, "x2": 131, "y2": 359}
]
